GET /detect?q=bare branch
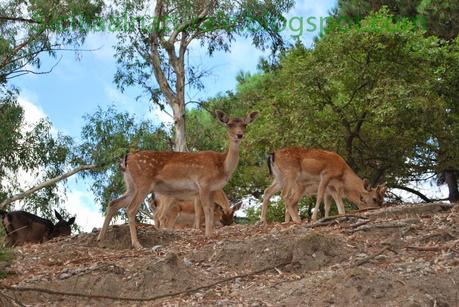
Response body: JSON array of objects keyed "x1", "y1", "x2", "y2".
[
  {"x1": 0, "y1": 164, "x2": 96, "y2": 209},
  {"x1": 391, "y1": 184, "x2": 432, "y2": 202},
  {"x1": 6, "y1": 56, "x2": 62, "y2": 80},
  {"x1": 0, "y1": 16, "x2": 40, "y2": 24}
]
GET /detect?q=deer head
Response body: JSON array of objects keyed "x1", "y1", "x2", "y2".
[
  {"x1": 215, "y1": 110, "x2": 258, "y2": 142},
  {"x1": 360, "y1": 179, "x2": 387, "y2": 208},
  {"x1": 219, "y1": 201, "x2": 243, "y2": 226},
  {"x1": 50, "y1": 210, "x2": 75, "y2": 238}
]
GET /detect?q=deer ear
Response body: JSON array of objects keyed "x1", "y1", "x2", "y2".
[
  {"x1": 215, "y1": 110, "x2": 229, "y2": 124},
  {"x1": 232, "y1": 201, "x2": 243, "y2": 212},
  {"x1": 54, "y1": 210, "x2": 63, "y2": 221},
  {"x1": 68, "y1": 217, "x2": 76, "y2": 225},
  {"x1": 244, "y1": 111, "x2": 258, "y2": 124},
  {"x1": 363, "y1": 179, "x2": 371, "y2": 191}
]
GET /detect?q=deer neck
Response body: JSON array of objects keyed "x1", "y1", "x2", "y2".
[
  {"x1": 223, "y1": 138, "x2": 240, "y2": 176},
  {"x1": 343, "y1": 169, "x2": 366, "y2": 207}
]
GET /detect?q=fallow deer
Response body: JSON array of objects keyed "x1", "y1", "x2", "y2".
[
  {"x1": 151, "y1": 190, "x2": 232, "y2": 229},
  {"x1": 0, "y1": 209, "x2": 75, "y2": 247},
  {"x1": 150, "y1": 193, "x2": 242, "y2": 229},
  {"x1": 261, "y1": 148, "x2": 387, "y2": 224},
  {"x1": 97, "y1": 110, "x2": 258, "y2": 248}
]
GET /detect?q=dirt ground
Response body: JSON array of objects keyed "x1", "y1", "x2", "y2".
[{"x1": 0, "y1": 202, "x2": 458, "y2": 306}]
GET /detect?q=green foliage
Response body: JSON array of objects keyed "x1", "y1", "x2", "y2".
[
  {"x1": 0, "y1": 0, "x2": 103, "y2": 83},
  {"x1": 77, "y1": 106, "x2": 172, "y2": 215},
  {"x1": 334, "y1": 0, "x2": 459, "y2": 40},
  {"x1": 0, "y1": 95, "x2": 75, "y2": 217}
]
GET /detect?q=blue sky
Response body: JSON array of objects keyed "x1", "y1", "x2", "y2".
[{"x1": 13, "y1": 0, "x2": 446, "y2": 232}]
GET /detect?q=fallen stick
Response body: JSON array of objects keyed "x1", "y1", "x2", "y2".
[
  {"x1": 347, "y1": 222, "x2": 410, "y2": 233},
  {"x1": 317, "y1": 214, "x2": 369, "y2": 223},
  {"x1": 348, "y1": 220, "x2": 371, "y2": 229},
  {"x1": 305, "y1": 214, "x2": 369, "y2": 229},
  {"x1": 406, "y1": 239, "x2": 459, "y2": 252},
  {"x1": 351, "y1": 246, "x2": 390, "y2": 267}
]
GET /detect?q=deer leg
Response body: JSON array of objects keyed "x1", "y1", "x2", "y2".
[
  {"x1": 157, "y1": 197, "x2": 175, "y2": 230},
  {"x1": 126, "y1": 191, "x2": 149, "y2": 249},
  {"x1": 98, "y1": 193, "x2": 133, "y2": 241},
  {"x1": 334, "y1": 189, "x2": 346, "y2": 215},
  {"x1": 261, "y1": 180, "x2": 282, "y2": 225},
  {"x1": 153, "y1": 209, "x2": 161, "y2": 229},
  {"x1": 284, "y1": 206, "x2": 291, "y2": 223},
  {"x1": 311, "y1": 176, "x2": 331, "y2": 222},
  {"x1": 193, "y1": 197, "x2": 202, "y2": 230},
  {"x1": 199, "y1": 187, "x2": 214, "y2": 237},
  {"x1": 284, "y1": 184, "x2": 305, "y2": 223},
  {"x1": 324, "y1": 194, "x2": 332, "y2": 218}
]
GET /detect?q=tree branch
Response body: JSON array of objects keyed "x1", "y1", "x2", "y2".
[
  {"x1": 391, "y1": 185, "x2": 432, "y2": 202},
  {"x1": 0, "y1": 16, "x2": 40, "y2": 24},
  {"x1": 0, "y1": 164, "x2": 96, "y2": 209},
  {"x1": 168, "y1": 7, "x2": 209, "y2": 45}
]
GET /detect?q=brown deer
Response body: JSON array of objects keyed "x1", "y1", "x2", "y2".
[
  {"x1": 261, "y1": 148, "x2": 387, "y2": 224},
  {"x1": 150, "y1": 192, "x2": 242, "y2": 229},
  {"x1": 0, "y1": 209, "x2": 75, "y2": 247},
  {"x1": 151, "y1": 190, "x2": 230, "y2": 228},
  {"x1": 97, "y1": 110, "x2": 258, "y2": 248}
]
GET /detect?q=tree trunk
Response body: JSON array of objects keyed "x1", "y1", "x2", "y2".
[
  {"x1": 444, "y1": 170, "x2": 459, "y2": 203},
  {"x1": 172, "y1": 101, "x2": 187, "y2": 152}
]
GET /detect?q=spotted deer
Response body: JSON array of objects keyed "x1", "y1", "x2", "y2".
[
  {"x1": 261, "y1": 147, "x2": 387, "y2": 224},
  {"x1": 151, "y1": 190, "x2": 230, "y2": 229},
  {"x1": 97, "y1": 110, "x2": 258, "y2": 248},
  {"x1": 150, "y1": 191, "x2": 242, "y2": 229},
  {"x1": 0, "y1": 209, "x2": 75, "y2": 247}
]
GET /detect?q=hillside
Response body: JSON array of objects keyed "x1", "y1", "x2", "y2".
[{"x1": 1, "y1": 203, "x2": 458, "y2": 306}]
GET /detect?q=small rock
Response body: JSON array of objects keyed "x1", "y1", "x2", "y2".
[
  {"x1": 183, "y1": 258, "x2": 193, "y2": 267},
  {"x1": 152, "y1": 245, "x2": 162, "y2": 252},
  {"x1": 375, "y1": 255, "x2": 388, "y2": 260}
]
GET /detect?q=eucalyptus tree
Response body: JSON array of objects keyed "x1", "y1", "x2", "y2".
[
  {"x1": 0, "y1": 0, "x2": 103, "y2": 84},
  {"x1": 0, "y1": 0, "x2": 102, "y2": 215},
  {"x1": 113, "y1": 0, "x2": 293, "y2": 151}
]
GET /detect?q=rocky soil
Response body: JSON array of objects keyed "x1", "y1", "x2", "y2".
[{"x1": 0, "y1": 203, "x2": 458, "y2": 306}]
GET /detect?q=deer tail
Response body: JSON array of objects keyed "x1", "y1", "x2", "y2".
[{"x1": 267, "y1": 152, "x2": 275, "y2": 176}]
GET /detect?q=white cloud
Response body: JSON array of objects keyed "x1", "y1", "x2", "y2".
[{"x1": 17, "y1": 95, "x2": 46, "y2": 125}]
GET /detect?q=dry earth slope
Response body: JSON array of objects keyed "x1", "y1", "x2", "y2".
[{"x1": 0, "y1": 202, "x2": 458, "y2": 306}]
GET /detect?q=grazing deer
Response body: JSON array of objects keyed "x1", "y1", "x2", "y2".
[
  {"x1": 97, "y1": 110, "x2": 258, "y2": 248},
  {"x1": 261, "y1": 148, "x2": 387, "y2": 224},
  {"x1": 151, "y1": 190, "x2": 231, "y2": 229},
  {"x1": 150, "y1": 193, "x2": 243, "y2": 229},
  {"x1": 0, "y1": 209, "x2": 75, "y2": 247}
]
